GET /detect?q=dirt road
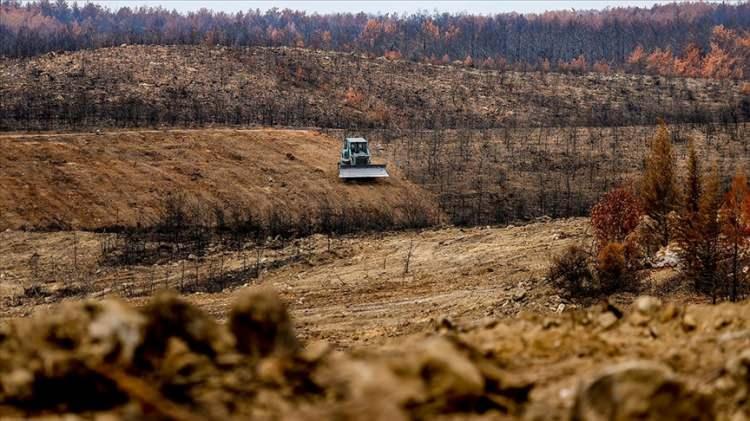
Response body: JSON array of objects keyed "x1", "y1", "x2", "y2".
[{"x1": 1, "y1": 219, "x2": 590, "y2": 347}]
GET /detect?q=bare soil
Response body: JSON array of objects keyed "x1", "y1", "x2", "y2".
[
  {"x1": 0, "y1": 216, "x2": 699, "y2": 349},
  {"x1": 0, "y1": 272, "x2": 747, "y2": 420},
  {"x1": 0, "y1": 128, "x2": 431, "y2": 230}
]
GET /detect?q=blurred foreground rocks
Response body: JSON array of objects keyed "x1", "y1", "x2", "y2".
[{"x1": 0, "y1": 292, "x2": 748, "y2": 419}]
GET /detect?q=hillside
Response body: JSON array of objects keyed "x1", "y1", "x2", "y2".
[
  {"x1": 379, "y1": 123, "x2": 750, "y2": 225},
  {"x1": 0, "y1": 128, "x2": 435, "y2": 231},
  {"x1": 3, "y1": 1, "x2": 750, "y2": 80},
  {"x1": 1, "y1": 45, "x2": 746, "y2": 131}
]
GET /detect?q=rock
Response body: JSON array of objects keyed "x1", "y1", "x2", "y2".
[
  {"x1": 1, "y1": 369, "x2": 34, "y2": 401},
  {"x1": 86, "y1": 300, "x2": 147, "y2": 365},
  {"x1": 300, "y1": 340, "x2": 331, "y2": 363},
  {"x1": 629, "y1": 312, "x2": 651, "y2": 327},
  {"x1": 434, "y1": 316, "x2": 456, "y2": 331},
  {"x1": 512, "y1": 289, "x2": 527, "y2": 301},
  {"x1": 321, "y1": 357, "x2": 409, "y2": 420},
  {"x1": 572, "y1": 360, "x2": 714, "y2": 421},
  {"x1": 721, "y1": 349, "x2": 750, "y2": 411},
  {"x1": 543, "y1": 318, "x2": 560, "y2": 329},
  {"x1": 140, "y1": 292, "x2": 235, "y2": 361},
  {"x1": 229, "y1": 286, "x2": 298, "y2": 358},
  {"x1": 715, "y1": 317, "x2": 733, "y2": 330},
  {"x1": 634, "y1": 296, "x2": 662, "y2": 315},
  {"x1": 652, "y1": 245, "x2": 681, "y2": 268},
  {"x1": 597, "y1": 312, "x2": 619, "y2": 330},
  {"x1": 0, "y1": 299, "x2": 148, "y2": 409},
  {"x1": 682, "y1": 313, "x2": 698, "y2": 332},
  {"x1": 725, "y1": 349, "x2": 750, "y2": 381},
  {"x1": 659, "y1": 303, "x2": 680, "y2": 322},
  {"x1": 405, "y1": 337, "x2": 484, "y2": 401}
]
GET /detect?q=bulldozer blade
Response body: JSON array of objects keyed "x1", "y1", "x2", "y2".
[{"x1": 339, "y1": 165, "x2": 389, "y2": 179}]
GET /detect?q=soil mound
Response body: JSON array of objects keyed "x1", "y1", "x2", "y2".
[
  {"x1": 0, "y1": 288, "x2": 530, "y2": 419},
  {"x1": 1, "y1": 290, "x2": 750, "y2": 419},
  {"x1": 0, "y1": 129, "x2": 437, "y2": 231}
]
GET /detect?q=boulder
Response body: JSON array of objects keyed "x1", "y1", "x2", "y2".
[
  {"x1": 230, "y1": 286, "x2": 298, "y2": 358},
  {"x1": 572, "y1": 360, "x2": 714, "y2": 421}
]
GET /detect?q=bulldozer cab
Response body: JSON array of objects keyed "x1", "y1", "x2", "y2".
[
  {"x1": 341, "y1": 138, "x2": 369, "y2": 164},
  {"x1": 350, "y1": 140, "x2": 368, "y2": 154},
  {"x1": 339, "y1": 137, "x2": 389, "y2": 179}
]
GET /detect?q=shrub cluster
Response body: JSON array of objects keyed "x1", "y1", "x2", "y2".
[
  {"x1": 548, "y1": 242, "x2": 641, "y2": 299},
  {"x1": 552, "y1": 123, "x2": 750, "y2": 302}
]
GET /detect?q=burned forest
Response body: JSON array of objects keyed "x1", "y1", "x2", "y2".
[{"x1": 4, "y1": 1, "x2": 750, "y2": 420}]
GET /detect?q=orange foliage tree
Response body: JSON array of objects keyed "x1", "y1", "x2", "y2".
[
  {"x1": 673, "y1": 43, "x2": 703, "y2": 78},
  {"x1": 702, "y1": 43, "x2": 737, "y2": 79},
  {"x1": 592, "y1": 60, "x2": 611, "y2": 74},
  {"x1": 627, "y1": 45, "x2": 647, "y2": 72},
  {"x1": 645, "y1": 47, "x2": 674, "y2": 76},
  {"x1": 719, "y1": 171, "x2": 750, "y2": 301},
  {"x1": 674, "y1": 142, "x2": 723, "y2": 297},
  {"x1": 640, "y1": 122, "x2": 679, "y2": 247}
]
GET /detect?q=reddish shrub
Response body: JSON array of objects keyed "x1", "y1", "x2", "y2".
[{"x1": 591, "y1": 186, "x2": 643, "y2": 247}]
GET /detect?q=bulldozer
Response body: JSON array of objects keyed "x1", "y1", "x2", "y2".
[{"x1": 338, "y1": 137, "x2": 389, "y2": 179}]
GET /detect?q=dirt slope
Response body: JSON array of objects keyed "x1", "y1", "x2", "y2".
[{"x1": 0, "y1": 129, "x2": 433, "y2": 230}]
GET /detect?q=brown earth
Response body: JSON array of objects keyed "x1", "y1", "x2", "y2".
[
  {"x1": 0, "y1": 217, "x2": 695, "y2": 348},
  {"x1": 0, "y1": 282, "x2": 748, "y2": 420},
  {"x1": 0, "y1": 128, "x2": 433, "y2": 230}
]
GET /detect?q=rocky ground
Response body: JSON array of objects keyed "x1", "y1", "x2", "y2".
[{"x1": 0, "y1": 286, "x2": 747, "y2": 420}]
